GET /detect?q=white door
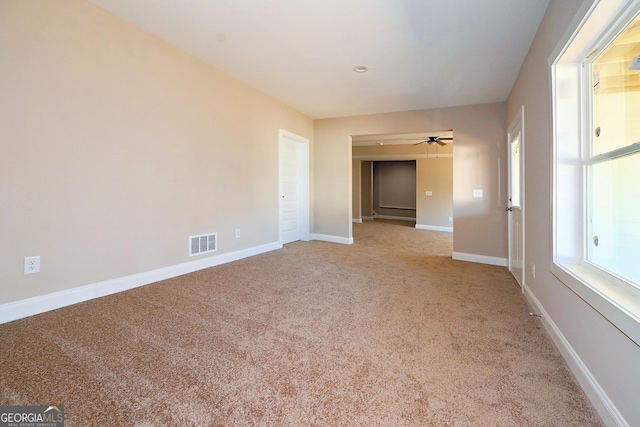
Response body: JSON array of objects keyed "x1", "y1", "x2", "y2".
[
  {"x1": 279, "y1": 130, "x2": 309, "y2": 244},
  {"x1": 507, "y1": 106, "x2": 525, "y2": 289}
]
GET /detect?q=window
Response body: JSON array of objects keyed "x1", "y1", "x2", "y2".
[
  {"x1": 551, "y1": 0, "x2": 640, "y2": 345},
  {"x1": 587, "y1": 12, "x2": 640, "y2": 286}
]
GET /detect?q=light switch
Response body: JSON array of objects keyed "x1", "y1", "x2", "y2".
[{"x1": 425, "y1": 191, "x2": 433, "y2": 196}]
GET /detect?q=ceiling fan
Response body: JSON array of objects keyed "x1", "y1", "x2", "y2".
[{"x1": 410, "y1": 136, "x2": 453, "y2": 146}]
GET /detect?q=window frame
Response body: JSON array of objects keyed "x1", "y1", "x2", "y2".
[{"x1": 550, "y1": 0, "x2": 640, "y2": 346}]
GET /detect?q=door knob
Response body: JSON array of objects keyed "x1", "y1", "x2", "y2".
[{"x1": 505, "y1": 207, "x2": 513, "y2": 211}]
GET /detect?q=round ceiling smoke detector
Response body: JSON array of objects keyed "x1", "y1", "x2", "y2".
[{"x1": 353, "y1": 66, "x2": 369, "y2": 73}]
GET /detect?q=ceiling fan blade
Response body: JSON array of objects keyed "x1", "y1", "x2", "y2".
[
  {"x1": 437, "y1": 140, "x2": 447, "y2": 146},
  {"x1": 412, "y1": 140, "x2": 426, "y2": 146},
  {"x1": 438, "y1": 137, "x2": 453, "y2": 141}
]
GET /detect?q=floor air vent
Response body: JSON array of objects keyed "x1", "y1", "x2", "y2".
[{"x1": 189, "y1": 232, "x2": 217, "y2": 256}]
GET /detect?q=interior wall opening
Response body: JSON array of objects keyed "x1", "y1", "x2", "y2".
[{"x1": 351, "y1": 131, "x2": 454, "y2": 233}]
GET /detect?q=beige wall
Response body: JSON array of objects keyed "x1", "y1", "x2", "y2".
[
  {"x1": 353, "y1": 144, "x2": 453, "y2": 226},
  {"x1": 0, "y1": 0, "x2": 313, "y2": 305},
  {"x1": 507, "y1": 0, "x2": 640, "y2": 425},
  {"x1": 353, "y1": 143, "x2": 452, "y2": 158},
  {"x1": 416, "y1": 157, "x2": 453, "y2": 228},
  {"x1": 316, "y1": 102, "x2": 507, "y2": 258},
  {"x1": 373, "y1": 161, "x2": 416, "y2": 220},
  {"x1": 351, "y1": 159, "x2": 361, "y2": 220},
  {"x1": 360, "y1": 161, "x2": 373, "y2": 218}
]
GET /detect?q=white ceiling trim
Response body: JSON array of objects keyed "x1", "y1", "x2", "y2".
[
  {"x1": 353, "y1": 154, "x2": 453, "y2": 160},
  {"x1": 352, "y1": 131, "x2": 454, "y2": 146}
]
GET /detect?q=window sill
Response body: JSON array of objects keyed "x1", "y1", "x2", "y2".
[{"x1": 551, "y1": 262, "x2": 640, "y2": 346}]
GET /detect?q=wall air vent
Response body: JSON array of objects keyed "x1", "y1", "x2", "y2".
[{"x1": 189, "y1": 232, "x2": 217, "y2": 257}]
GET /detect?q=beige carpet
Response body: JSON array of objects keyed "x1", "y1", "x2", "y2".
[{"x1": 0, "y1": 220, "x2": 602, "y2": 426}]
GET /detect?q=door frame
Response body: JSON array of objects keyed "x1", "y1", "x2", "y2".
[
  {"x1": 507, "y1": 106, "x2": 525, "y2": 289},
  {"x1": 278, "y1": 129, "x2": 310, "y2": 245}
]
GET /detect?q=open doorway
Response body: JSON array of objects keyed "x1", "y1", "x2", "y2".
[
  {"x1": 352, "y1": 132, "x2": 454, "y2": 233},
  {"x1": 372, "y1": 160, "x2": 417, "y2": 222}
]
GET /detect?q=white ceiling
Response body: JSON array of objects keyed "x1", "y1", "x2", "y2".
[{"x1": 88, "y1": 0, "x2": 550, "y2": 119}]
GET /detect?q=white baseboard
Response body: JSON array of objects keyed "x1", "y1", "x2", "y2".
[
  {"x1": 376, "y1": 215, "x2": 416, "y2": 222},
  {"x1": 415, "y1": 224, "x2": 454, "y2": 233},
  {"x1": 523, "y1": 283, "x2": 626, "y2": 427},
  {"x1": 0, "y1": 241, "x2": 282, "y2": 324},
  {"x1": 310, "y1": 233, "x2": 354, "y2": 245},
  {"x1": 352, "y1": 218, "x2": 363, "y2": 223},
  {"x1": 452, "y1": 252, "x2": 507, "y2": 267}
]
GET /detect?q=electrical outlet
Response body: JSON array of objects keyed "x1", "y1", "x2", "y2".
[
  {"x1": 425, "y1": 191, "x2": 433, "y2": 196},
  {"x1": 531, "y1": 263, "x2": 536, "y2": 278},
  {"x1": 448, "y1": 216, "x2": 453, "y2": 222},
  {"x1": 473, "y1": 189, "x2": 483, "y2": 198},
  {"x1": 235, "y1": 229, "x2": 241, "y2": 238},
  {"x1": 24, "y1": 256, "x2": 40, "y2": 274}
]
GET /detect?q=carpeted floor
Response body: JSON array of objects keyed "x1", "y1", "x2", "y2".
[{"x1": 0, "y1": 220, "x2": 602, "y2": 426}]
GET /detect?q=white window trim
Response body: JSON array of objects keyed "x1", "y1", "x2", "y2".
[{"x1": 550, "y1": 0, "x2": 640, "y2": 346}]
